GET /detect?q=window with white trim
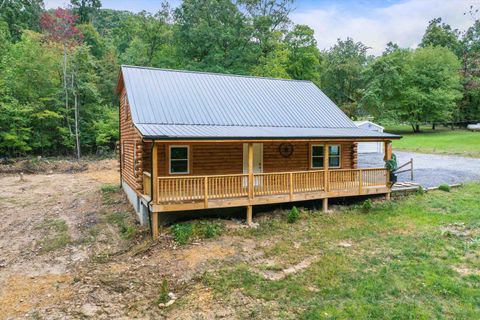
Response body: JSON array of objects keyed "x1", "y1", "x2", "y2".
[
  {"x1": 311, "y1": 145, "x2": 324, "y2": 168},
  {"x1": 169, "y1": 146, "x2": 189, "y2": 174},
  {"x1": 311, "y1": 144, "x2": 341, "y2": 168},
  {"x1": 328, "y1": 145, "x2": 341, "y2": 168}
]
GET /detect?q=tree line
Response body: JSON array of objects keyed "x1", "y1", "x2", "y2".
[{"x1": 0, "y1": 0, "x2": 479, "y2": 157}]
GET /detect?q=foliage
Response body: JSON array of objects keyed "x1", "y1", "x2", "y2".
[
  {"x1": 287, "y1": 206, "x2": 300, "y2": 223},
  {"x1": 106, "y1": 211, "x2": 137, "y2": 239},
  {"x1": 361, "y1": 199, "x2": 373, "y2": 213},
  {"x1": 1, "y1": 1, "x2": 480, "y2": 156},
  {"x1": 171, "y1": 223, "x2": 193, "y2": 245},
  {"x1": 438, "y1": 183, "x2": 451, "y2": 192},
  {"x1": 157, "y1": 278, "x2": 170, "y2": 304},
  {"x1": 320, "y1": 38, "x2": 370, "y2": 117},
  {"x1": 362, "y1": 46, "x2": 462, "y2": 132},
  {"x1": 385, "y1": 153, "x2": 397, "y2": 172}
]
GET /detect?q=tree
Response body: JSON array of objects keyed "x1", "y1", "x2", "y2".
[
  {"x1": 420, "y1": 18, "x2": 461, "y2": 55},
  {"x1": 285, "y1": 24, "x2": 320, "y2": 82},
  {"x1": 70, "y1": 0, "x2": 101, "y2": 24},
  {"x1": 40, "y1": 8, "x2": 82, "y2": 158},
  {"x1": 174, "y1": 0, "x2": 253, "y2": 73},
  {"x1": 362, "y1": 46, "x2": 462, "y2": 132},
  {"x1": 0, "y1": 0, "x2": 44, "y2": 41},
  {"x1": 320, "y1": 38, "x2": 370, "y2": 116},
  {"x1": 239, "y1": 0, "x2": 293, "y2": 59}
]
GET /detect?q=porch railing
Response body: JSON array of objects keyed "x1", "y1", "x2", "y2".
[{"x1": 150, "y1": 168, "x2": 388, "y2": 204}]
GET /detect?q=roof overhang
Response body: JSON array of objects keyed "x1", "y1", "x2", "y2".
[{"x1": 136, "y1": 124, "x2": 402, "y2": 141}]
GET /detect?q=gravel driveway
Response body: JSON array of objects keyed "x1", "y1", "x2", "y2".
[{"x1": 358, "y1": 151, "x2": 480, "y2": 188}]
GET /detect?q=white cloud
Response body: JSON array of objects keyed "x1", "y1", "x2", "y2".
[{"x1": 291, "y1": 0, "x2": 475, "y2": 55}]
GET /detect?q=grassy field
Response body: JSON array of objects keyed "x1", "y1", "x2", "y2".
[
  {"x1": 385, "y1": 125, "x2": 480, "y2": 158},
  {"x1": 200, "y1": 184, "x2": 480, "y2": 319}
]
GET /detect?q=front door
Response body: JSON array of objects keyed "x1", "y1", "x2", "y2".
[{"x1": 243, "y1": 143, "x2": 263, "y2": 186}]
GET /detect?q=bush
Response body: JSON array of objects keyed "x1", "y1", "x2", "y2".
[
  {"x1": 287, "y1": 206, "x2": 300, "y2": 223},
  {"x1": 171, "y1": 223, "x2": 193, "y2": 245},
  {"x1": 362, "y1": 199, "x2": 373, "y2": 213},
  {"x1": 200, "y1": 221, "x2": 223, "y2": 239},
  {"x1": 156, "y1": 279, "x2": 170, "y2": 304},
  {"x1": 416, "y1": 186, "x2": 425, "y2": 195},
  {"x1": 439, "y1": 184, "x2": 451, "y2": 192}
]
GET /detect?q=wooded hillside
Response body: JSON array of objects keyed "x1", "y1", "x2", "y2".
[{"x1": 0, "y1": 0, "x2": 479, "y2": 157}]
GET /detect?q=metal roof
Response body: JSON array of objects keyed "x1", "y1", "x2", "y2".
[{"x1": 120, "y1": 65, "x2": 400, "y2": 140}]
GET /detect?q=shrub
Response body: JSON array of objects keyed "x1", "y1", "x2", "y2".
[
  {"x1": 287, "y1": 206, "x2": 300, "y2": 223},
  {"x1": 157, "y1": 279, "x2": 170, "y2": 304},
  {"x1": 416, "y1": 186, "x2": 425, "y2": 195},
  {"x1": 201, "y1": 221, "x2": 223, "y2": 239},
  {"x1": 362, "y1": 199, "x2": 373, "y2": 213},
  {"x1": 171, "y1": 223, "x2": 193, "y2": 245},
  {"x1": 439, "y1": 184, "x2": 451, "y2": 192}
]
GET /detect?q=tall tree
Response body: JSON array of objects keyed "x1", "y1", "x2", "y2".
[
  {"x1": 420, "y1": 17, "x2": 461, "y2": 55},
  {"x1": 363, "y1": 46, "x2": 462, "y2": 132},
  {"x1": 70, "y1": 0, "x2": 101, "y2": 24},
  {"x1": 320, "y1": 38, "x2": 370, "y2": 116},
  {"x1": 40, "y1": 8, "x2": 82, "y2": 157},
  {"x1": 0, "y1": 0, "x2": 44, "y2": 41},
  {"x1": 285, "y1": 24, "x2": 320, "y2": 82},
  {"x1": 174, "y1": 0, "x2": 253, "y2": 73}
]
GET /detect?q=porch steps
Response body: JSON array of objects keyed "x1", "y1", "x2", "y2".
[{"x1": 392, "y1": 181, "x2": 420, "y2": 192}]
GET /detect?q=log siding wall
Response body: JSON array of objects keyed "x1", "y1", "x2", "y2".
[
  {"x1": 153, "y1": 141, "x2": 357, "y2": 177},
  {"x1": 120, "y1": 88, "x2": 143, "y2": 193}
]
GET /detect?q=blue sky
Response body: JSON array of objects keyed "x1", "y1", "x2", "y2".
[{"x1": 44, "y1": 0, "x2": 476, "y2": 55}]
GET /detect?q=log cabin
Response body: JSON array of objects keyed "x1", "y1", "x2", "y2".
[{"x1": 116, "y1": 65, "x2": 401, "y2": 238}]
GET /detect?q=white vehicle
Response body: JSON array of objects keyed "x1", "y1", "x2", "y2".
[{"x1": 467, "y1": 123, "x2": 480, "y2": 131}]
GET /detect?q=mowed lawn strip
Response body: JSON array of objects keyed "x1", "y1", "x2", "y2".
[
  {"x1": 386, "y1": 125, "x2": 480, "y2": 158},
  {"x1": 202, "y1": 184, "x2": 480, "y2": 319}
]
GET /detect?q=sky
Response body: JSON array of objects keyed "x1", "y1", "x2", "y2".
[{"x1": 44, "y1": 0, "x2": 477, "y2": 55}]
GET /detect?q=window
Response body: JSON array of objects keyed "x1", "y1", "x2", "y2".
[
  {"x1": 311, "y1": 144, "x2": 341, "y2": 169},
  {"x1": 311, "y1": 145, "x2": 324, "y2": 168},
  {"x1": 169, "y1": 146, "x2": 189, "y2": 174},
  {"x1": 329, "y1": 145, "x2": 341, "y2": 168}
]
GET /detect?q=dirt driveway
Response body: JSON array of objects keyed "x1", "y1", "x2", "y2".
[
  {"x1": 359, "y1": 151, "x2": 480, "y2": 188},
  {"x1": 0, "y1": 159, "x2": 265, "y2": 319}
]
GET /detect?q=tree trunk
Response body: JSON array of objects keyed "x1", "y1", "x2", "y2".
[
  {"x1": 432, "y1": 123, "x2": 436, "y2": 130},
  {"x1": 63, "y1": 45, "x2": 73, "y2": 136},
  {"x1": 415, "y1": 124, "x2": 420, "y2": 133},
  {"x1": 74, "y1": 91, "x2": 81, "y2": 159}
]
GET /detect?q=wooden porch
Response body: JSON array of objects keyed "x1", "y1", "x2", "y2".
[{"x1": 143, "y1": 167, "x2": 389, "y2": 211}]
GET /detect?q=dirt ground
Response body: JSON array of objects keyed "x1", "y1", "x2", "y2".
[{"x1": 0, "y1": 159, "x2": 265, "y2": 319}]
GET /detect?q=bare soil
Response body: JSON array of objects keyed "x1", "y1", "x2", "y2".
[{"x1": 0, "y1": 159, "x2": 274, "y2": 319}]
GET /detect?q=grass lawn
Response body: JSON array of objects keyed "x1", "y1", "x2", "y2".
[
  {"x1": 385, "y1": 124, "x2": 480, "y2": 158},
  {"x1": 200, "y1": 184, "x2": 480, "y2": 319}
]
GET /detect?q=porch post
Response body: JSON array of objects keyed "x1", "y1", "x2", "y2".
[
  {"x1": 323, "y1": 143, "x2": 329, "y2": 212},
  {"x1": 152, "y1": 142, "x2": 159, "y2": 239},
  {"x1": 323, "y1": 143, "x2": 329, "y2": 192},
  {"x1": 248, "y1": 142, "x2": 254, "y2": 199},
  {"x1": 247, "y1": 142, "x2": 254, "y2": 225}
]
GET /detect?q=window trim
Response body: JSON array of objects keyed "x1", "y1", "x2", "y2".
[
  {"x1": 328, "y1": 144, "x2": 341, "y2": 169},
  {"x1": 310, "y1": 144, "x2": 342, "y2": 169},
  {"x1": 310, "y1": 144, "x2": 325, "y2": 169},
  {"x1": 169, "y1": 145, "x2": 190, "y2": 175}
]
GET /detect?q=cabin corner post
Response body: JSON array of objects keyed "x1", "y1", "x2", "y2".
[{"x1": 151, "y1": 142, "x2": 159, "y2": 239}]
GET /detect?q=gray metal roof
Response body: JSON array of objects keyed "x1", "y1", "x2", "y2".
[{"x1": 120, "y1": 66, "x2": 400, "y2": 140}]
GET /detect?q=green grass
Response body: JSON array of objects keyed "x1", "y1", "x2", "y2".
[
  {"x1": 34, "y1": 218, "x2": 71, "y2": 253},
  {"x1": 201, "y1": 184, "x2": 480, "y2": 319},
  {"x1": 106, "y1": 211, "x2": 137, "y2": 240},
  {"x1": 385, "y1": 124, "x2": 480, "y2": 157}
]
